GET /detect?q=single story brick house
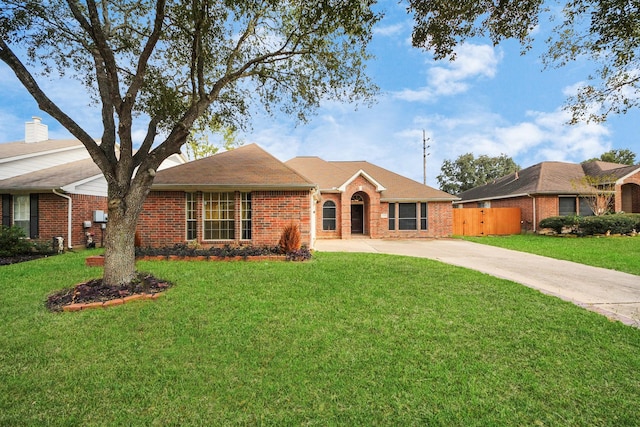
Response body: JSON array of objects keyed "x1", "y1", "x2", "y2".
[
  {"x1": 455, "y1": 160, "x2": 640, "y2": 232},
  {"x1": 0, "y1": 117, "x2": 185, "y2": 248},
  {"x1": 141, "y1": 144, "x2": 458, "y2": 249}
]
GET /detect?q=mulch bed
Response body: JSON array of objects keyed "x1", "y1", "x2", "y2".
[
  {"x1": 0, "y1": 254, "x2": 51, "y2": 266},
  {"x1": 46, "y1": 273, "x2": 172, "y2": 312}
]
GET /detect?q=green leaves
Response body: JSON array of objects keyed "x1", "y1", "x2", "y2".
[
  {"x1": 407, "y1": 0, "x2": 640, "y2": 123},
  {"x1": 437, "y1": 152, "x2": 520, "y2": 194}
]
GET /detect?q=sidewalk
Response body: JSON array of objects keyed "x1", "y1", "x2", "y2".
[{"x1": 314, "y1": 239, "x2": 640, "y2": 328}]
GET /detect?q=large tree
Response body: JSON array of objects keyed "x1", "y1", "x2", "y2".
[
  {"x1": 583, "y1": 148, "x2": 637, "y2": 165},
  {"x1": 0, "y1": 0, "x2": 380, "y2": 286},
  {"x1": 437, "y1": 153, "x2": 520, "y2": 194},
  {"x1": 407, "y1": 0, "x2": 640, "y2": 123}
]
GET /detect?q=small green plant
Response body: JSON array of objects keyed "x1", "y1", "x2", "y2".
[
  {"x1": 0, "y1": 226, "x2": 36, "y2": 257},
  {"x1": 278, "y1": 223, "x2": 302, "y2": 253}
]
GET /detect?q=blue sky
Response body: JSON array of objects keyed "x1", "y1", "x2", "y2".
[{"x1": 1, "y1": 1, "x2": 638, "y2": 188}]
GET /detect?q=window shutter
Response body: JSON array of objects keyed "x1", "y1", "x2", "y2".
[
  {"x1": 1, "y1": 194, "x2": 10, "y2": 227},
  {"x1": 29, "y1": 194, "x2": 39, "y2": 239}
]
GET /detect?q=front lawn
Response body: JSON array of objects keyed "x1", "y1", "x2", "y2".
[
  {"x1": 463, "y1": 234, "x2": 640, "y2": 275},
  {"x1": 1, "y1": 250, "x2": 639, "y2": 425}
]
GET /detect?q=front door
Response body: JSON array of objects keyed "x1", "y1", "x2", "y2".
[{"x1": 351, "y1": 204, "x2": 364, "y2": 234}]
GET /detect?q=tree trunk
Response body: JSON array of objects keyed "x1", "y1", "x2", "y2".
[{"x1": 102, "y1": 192, "x2": 145, "y2": 286}]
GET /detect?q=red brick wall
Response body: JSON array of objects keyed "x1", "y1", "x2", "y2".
[
  {"x1": 5, "y1": 193, "x2": 107, "y2": 248},
  {"x1": 535, "y1": 196, "x2": 558, "y2": 227},
  {"x1": 137, "y1": 191, "x2": 186, "y2": 248},
  {"x1": 252, "y1": 191, "x2": 312, "y2": 247},
  {"x1": 316, "y1": 193, "x2": 342, "y2": 239},
  {"x1": 381, "y1": 201, "x2": 453, "y2": 238},
  {"x1": 136, "y1": 190, "x2": 313, "y2": 248},
  {"x1": 71, "y1": 194, "x2": 108, "y2": 247}
]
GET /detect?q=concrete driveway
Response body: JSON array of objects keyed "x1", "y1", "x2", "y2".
[{"x1": 314, "y1": 239, "x2": 640, "y2": 328}]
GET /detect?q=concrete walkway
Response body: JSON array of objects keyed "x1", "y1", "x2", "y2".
[{"x1": 314, "y1": 239, "x2": 640, "y2": 328}]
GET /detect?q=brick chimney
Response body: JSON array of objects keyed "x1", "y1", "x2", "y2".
[{"x1": 25, "y1": 116, "x2": 49, "y2": 143}]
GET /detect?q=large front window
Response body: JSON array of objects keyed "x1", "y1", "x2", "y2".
[
  {"x1": 13, "y1": 195, "x2": 29, "y2": 236},
  {"x1": 203, "y1": 192, "x2": 235, "y2": 240},
  {"x1": 322, "y1": 201, "x2": 336, "y2": 230},
  {"x1": 559, "y1": 197, "x2": 576, "y2": 216},
  {"x1": 398, "y1": 203, "x2": 417, "y2": 230}
]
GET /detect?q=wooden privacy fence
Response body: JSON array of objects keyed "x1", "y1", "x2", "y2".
[{"x1": 453, "y1": 207, "x2": 522, "y2": 236}]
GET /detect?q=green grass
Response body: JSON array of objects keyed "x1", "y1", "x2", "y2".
[
  {"x1": 1, "y1": 249, "x2": 639, "y2": 425},
  {"x1": 463, "y1": 234, "x2": 640, "y2": 275}
]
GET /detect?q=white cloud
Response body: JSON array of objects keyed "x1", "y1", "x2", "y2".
[
  {"x1": 374, "y1": 23, "x2": 405, "y2": 37},
  {"x1": 394, "y1": 43, "x2": 503, "y2": 101}
]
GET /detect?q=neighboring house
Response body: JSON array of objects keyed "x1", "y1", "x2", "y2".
[
  {"x1": 455, "y1": 160, "x2": 640, "y2": 232},
  {"x1": 285, "y1": 156, "x2": 458, "y2": 239},
  {"x1": 0, "y1": 117, "x2": 185, "y2": 248}
]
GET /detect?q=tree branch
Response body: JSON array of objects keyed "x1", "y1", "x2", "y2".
[{"x1": 0, "y1": 39, "x2": 111, "y2": 175}]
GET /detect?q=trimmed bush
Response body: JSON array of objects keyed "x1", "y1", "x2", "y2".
[
  {"x1": 0, "y1": 226, "x2": 35, "y2": 256},
  {"x1": 539, "y1": 216, "x2": 580, "y2": 234},
  {"x1": 539, "y1": 214, "x2": 639, "y2": 236},
  {"x1": 0, "y1": 226, "x2": 54, "y2": 257},
  {"x1": 579, "y1": 214, "x2": 637, "y2": 235}
]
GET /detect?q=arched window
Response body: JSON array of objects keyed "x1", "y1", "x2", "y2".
[{"x1": 322, "y1": 201, "x2": 336, "y2": 230}]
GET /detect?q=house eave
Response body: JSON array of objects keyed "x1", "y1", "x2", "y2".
[
  {"x1": 382, "y1": 197, "x2": 460, "y2": 203},
  {"x1": 338, "y1": 169, "x2": 386, "y2": 192},
  {"x1": 151, "y1": 183, "x2": 317, "y2": 192},
  {"x1": 455, "y1": 193, "x2": 531, "y2": 204}
]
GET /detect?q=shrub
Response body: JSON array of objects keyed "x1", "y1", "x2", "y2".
[
  {"x1": 539, "y1": 216, "x2": 580, "y2": 234},
  {"x1": 578, "y1": 214, "x2": 637, "y2": 235},
  {"x1": 278, "y1": 223, "x2": 301, "y2": 253},
  {"x1": 0, "y1": 226, "x2": 34, "y2": 257},
  {"x1": 0, "y1": 226, "x2": 55, "y2": 257}
]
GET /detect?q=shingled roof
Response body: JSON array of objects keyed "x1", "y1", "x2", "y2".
[
  {"x1": 458, "y1": 160, "x2": 640, "y2": 202},
  {"x1": 285, "y1": 157, "x2": 458, "y2": 201},
  {"x1": 152, "y1": 143, "x2": 315, "y2": 190},
  {"x1": 0, "y1": 158, "x2": 102, "y2": 191},
  {"x1": 0, "y1": 139, "x2": 100, "y2": 161}
]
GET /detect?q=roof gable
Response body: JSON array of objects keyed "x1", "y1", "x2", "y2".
[{"x1": 338, "y1": 169, "x2": 386, "y2": 192}]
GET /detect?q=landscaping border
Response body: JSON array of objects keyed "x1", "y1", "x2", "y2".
[{"x1": 62, "y1": 292, "x2": 163, "y2": 312}]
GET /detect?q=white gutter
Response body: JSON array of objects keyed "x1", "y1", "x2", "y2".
[
  {"x1": 528, "y1": 194, "x2": 537, "y2": 232},
  {"x1": 52, "y1": 189, "x2": 73, "y2": 248}
]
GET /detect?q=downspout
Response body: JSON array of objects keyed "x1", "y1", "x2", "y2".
[
  {"x1": 52, "y1": 189, "x2": 73, "y2": 248},
  {"x1": 528, "y1": 194, "x2": 536, "y2": 233}
]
